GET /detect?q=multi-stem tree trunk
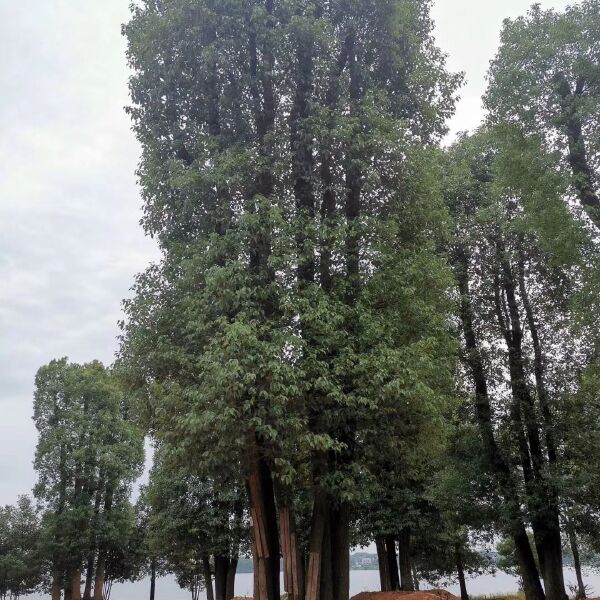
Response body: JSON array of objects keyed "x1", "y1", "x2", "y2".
[
  {"x1": 495, "y1": 244, "x2": 566, "y2": 600},
  {"x1": 245, "y1": 4, "x2": 282, "y2": 600},
  {"x1": 454, "y1": 248, "x2": 545, "y2": 600}
]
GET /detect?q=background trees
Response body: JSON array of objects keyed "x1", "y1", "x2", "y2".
[
  {"x1": 32, "y1": 359, "x2": 144, "y2": 600},
  {"x1": 0, "y1": 496, "x2": 43, "y2": 600}
]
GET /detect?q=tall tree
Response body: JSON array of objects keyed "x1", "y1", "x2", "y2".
[{"x1": 122, "y1": 3, "x2": 460, "y2": 600}]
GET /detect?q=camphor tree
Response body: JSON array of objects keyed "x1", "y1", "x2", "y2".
[
  {"x1": 121, "y1": 2, "x2": 461, "y2": 600},
  {"x1": 485, "y1": 1, "x2": 600, "y2": 230},
  {"x1": 32, "y1": 359, "x2": 144, "y2": 600}
]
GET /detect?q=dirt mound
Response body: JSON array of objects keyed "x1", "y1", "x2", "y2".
[{"x1": 351, "y1": 590, "x2": 460, "y2": 600}]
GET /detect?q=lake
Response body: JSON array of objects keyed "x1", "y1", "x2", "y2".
[{"x1": 26, "y1": 568, "x2": 600, "y2": 600}]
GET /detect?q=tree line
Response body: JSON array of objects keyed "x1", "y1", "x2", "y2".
[{"x1": 2, "y1": 2, "x2": 599, "y2": 600}]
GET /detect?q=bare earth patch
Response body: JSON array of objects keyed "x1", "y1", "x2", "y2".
[{"x1": 351, "y1": 590, "x2": 460, "y2": 600}]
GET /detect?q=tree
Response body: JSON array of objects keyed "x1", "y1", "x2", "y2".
[
  {"x1": 144, "y1": 447, "x2": 247, "y2": 600},
  {"x1": 32, "y1": 359, "x2": 144, "y2": 600},
  {"x1": 0, "y1": 496, "x2": 44, "y2": 600},
  {"x1": 485, "y1": 1, "x2": 600, "y2": 230},
  {"x1": 121, "y1": 3, "x2": 461, "y2": 600}
]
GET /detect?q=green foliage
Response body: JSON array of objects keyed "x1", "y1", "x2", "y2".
[
  {"x1": 0, "y1": 496, "x2": 44, "y2": 599},
  {"x1": 32, "y1": 359, "x2": 144, "y2": 590}
]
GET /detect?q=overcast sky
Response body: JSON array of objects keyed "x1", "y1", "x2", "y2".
[{"x1": 0, "y1": 0, "x2": 574, "y2": 506}]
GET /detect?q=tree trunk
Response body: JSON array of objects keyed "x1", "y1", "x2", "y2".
[
  {"x1": 384, "y1": 536, "x2": 400, "y2": 591},
  {"x1": 319, "y1": 510, "x2": 333, "y2": 600},
  {"x1": 398, "y1": 528, "x2": 414, "y2": 592},
  {"x1": 279, "y1": 505, "x2": 304, "y2": 600},
  {"x1": 376, "y1": 537, "x2": 391, "y2": 592},
  {"x1": 83, "y1": 555, "x2": 95, "y2": 600},
  {"x1": 93, "y1": 555, "x2": 106, "y2": 600},
  {"x1": 567, "y1": 520, "x2": 586, "y2": 599},
  {"x1": 227, "y1": 557, "x2": 237, "y2": 600},
  {"x1": 215, "y1": 556, "x2": 229, "y2": 600},
  {"x1": 330, "y1": 505, "x2": 350, "y2": 600},
  {"x1": 150, "y1": 560, "x2": 157, "y2": 600},
  {"x1": 412, "y1": 565, "x2": 420, "y2": 592},
  {"x1": 70, "y1": 568, "x2": 81, "y2": 600},
  {"x1": 247, "y1": 446, "x2": 280, "y2": 600},
  {"x1": 51, "y1": 572, "x2": 62, "y2": 600},
  {"x1": 203, "y1": 556, "x2": 214, "y2": 600},
  {"x1": 306, "y1": 494, "x2": 327, "y2": 600},
  {"x1": 555, "y1": 74, "x2": 600, "y2": 230},
  {"x1": 455, "y1": 544, "x2": 469, "y2": 600}
]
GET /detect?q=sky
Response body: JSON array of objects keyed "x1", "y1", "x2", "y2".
[{"x1": 0, "y1": 0, "x2": 574, "y2": 506}]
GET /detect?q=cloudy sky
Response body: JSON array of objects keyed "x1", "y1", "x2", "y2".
[{"x1": 0, "y1": 0, "x2": 573, "y2": 506}]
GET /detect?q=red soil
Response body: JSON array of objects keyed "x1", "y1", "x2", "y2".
[{"x1": 351, "y1": 590, "x2": 460, "y2": 600}]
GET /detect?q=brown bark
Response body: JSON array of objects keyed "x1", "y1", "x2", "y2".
[
  {"x1": 280, "y1": 506, "x2": 305, "y2": 600},
  {"x1": 51, "y1": 573, "x2": 62, "y2": 600},
  {"x1": 70, "y1": 568, "x2": 82, "y2": 600},
  {"x1": 247, "y1": 445, "x2": 280, "y2": 600},
  {"x1": 306, "y1": 495, "x2": 327, "y2": 600},
  {"x1": 93, "y1": 555, "x2": 106, "y2": 600}
]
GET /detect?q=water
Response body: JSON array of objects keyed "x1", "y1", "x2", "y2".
[{"x1": 25, "y1": 568, "x2": 600, "y2": 599}]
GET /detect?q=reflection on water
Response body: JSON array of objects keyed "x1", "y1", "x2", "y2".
[{"x1": 25, "y1": 568, "x2": 600, "y2": 600}]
